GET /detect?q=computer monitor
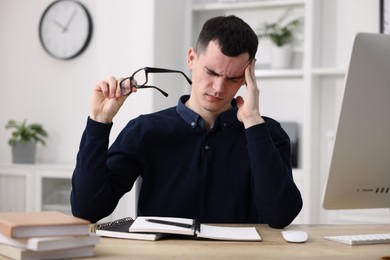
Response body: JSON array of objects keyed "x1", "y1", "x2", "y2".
[{"x1": 322, "y1": 32, "x2": 390, "y2": 210}]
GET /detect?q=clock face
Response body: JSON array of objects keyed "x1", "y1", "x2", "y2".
[{"x1": 39, "y1": 0, "x2": 92, "y2": 60}]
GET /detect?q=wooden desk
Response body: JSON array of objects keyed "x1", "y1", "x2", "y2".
[
  {"x1": 84, "y1": 224, "x2": 390, "y2": 259},
  {"x1": 0, "y1": 224, "x2": 388, "y2": 259}
]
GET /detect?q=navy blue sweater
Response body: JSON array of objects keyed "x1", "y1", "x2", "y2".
[{"x1": 71, "y1": 96, "x2": 302, "y2": 228}]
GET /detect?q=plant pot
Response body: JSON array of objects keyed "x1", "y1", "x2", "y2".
[
  {"x1": 11, "y1": 141, "x2": 37, "y2": 164},
  {"x1": 270, "y1": 44, "x2": 293, "y2": 69}
]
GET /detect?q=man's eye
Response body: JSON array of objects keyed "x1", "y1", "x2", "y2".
[{"x1": 206, "y1": 70, "x2": 218, "y2": 76}]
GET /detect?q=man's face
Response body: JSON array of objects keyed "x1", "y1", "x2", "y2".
[{"x1": 187, "y1": 40, "x2": 250, "y2": 115}]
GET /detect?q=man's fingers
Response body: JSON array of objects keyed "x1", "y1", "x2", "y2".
[
  {"x1": 236, "y1": 96, "x2": 244, "y2": 108},
  {"x1": 245, "y1": 59, "x2": 257, "y2": 89},
  {"x1": 107, "y1": 76, "x2": 117, "y2": 98},
  {"x1": 96, "y1": 80, "x2": 109, "y2": 97},
  {"x1": 116, "y1": 77, "x2": 124, "y2": 98}
]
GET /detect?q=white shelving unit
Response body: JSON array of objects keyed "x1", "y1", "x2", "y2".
[
  {"x1": 187, "y1": 0, "x2": 389, "y2": 224},
  {"x1": 188, "y1": 0, "x2": 312, "y2": 224},
  {"x1": 2, "y1": 1, "x2": 385, "y2": 225}
]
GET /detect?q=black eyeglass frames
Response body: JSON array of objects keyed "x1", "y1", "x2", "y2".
[{"x1": 119, "y1": 67, "x2": 192, "y2": 97}]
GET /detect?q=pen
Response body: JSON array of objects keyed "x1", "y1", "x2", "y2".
[{"x1": 145, "y1": 219, "x2": 193, "y2": 229}]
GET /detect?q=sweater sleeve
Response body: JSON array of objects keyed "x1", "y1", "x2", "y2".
[
  {"x1": 70, "y1": 117, "x2": 138, "y2": 223},
  {"x1": 246, "y1": 119, "x2": 303, "y2": 228}
]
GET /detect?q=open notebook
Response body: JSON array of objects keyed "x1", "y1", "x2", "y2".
[
  {"x1": 93, "y1": 216, "x2": 261, "y2": 241},
  {"x1": 129, "y1": 216, "x2": 261, "y2": 241}
]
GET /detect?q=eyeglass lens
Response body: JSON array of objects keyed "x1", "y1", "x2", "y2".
[
  {"x1": 120, "y1": 78, "x2": 135, "y2": 96},
  {"x1": 133, "y1": 70, "x2": 147, "y2": 87}
]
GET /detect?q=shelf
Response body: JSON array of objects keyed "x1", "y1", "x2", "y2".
[
  {"x1": 193, "y1": 0, "x2": 305, "y2": 11},
  {"x1": 311, "y1": 68, "x2": 346, "y2": 77},
  {"x1": 255, "y1": 69, "x2": 304, "y2": 78}
]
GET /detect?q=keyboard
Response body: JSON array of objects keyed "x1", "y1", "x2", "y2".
[{"x1": 324, "y1": 233, "x2": 390, "y2": 245}]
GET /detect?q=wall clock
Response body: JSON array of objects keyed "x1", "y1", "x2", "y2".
[{"x1": 39, "y1": 0, "x2": 93, "y2": 60}]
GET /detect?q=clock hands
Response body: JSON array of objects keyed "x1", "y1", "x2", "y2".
[
  {"x1": 52, "y1": 19, "x2": 66, "y2": 31},
  {"x1": 50, "y1": 9, "x2": 77, "y2": 33},
  {"x1": 63, "y1": 9, "x2": 77, "y2": 33}
]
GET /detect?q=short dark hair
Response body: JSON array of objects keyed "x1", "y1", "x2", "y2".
[{"x1": 195, "y1": 15, "x2": 258, "y2": 61}]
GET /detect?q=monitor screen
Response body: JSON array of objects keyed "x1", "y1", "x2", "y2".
[{"x1": 322, "y1": 33, "x2": 390, "y2": 210}]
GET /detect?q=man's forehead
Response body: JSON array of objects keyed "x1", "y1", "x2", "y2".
[
  {"x1": 199, "y1": 41, "x2": 248, "y2": 69},
  {"x1": 205, "y1": 66, "x2": 245, "y2": 79}
]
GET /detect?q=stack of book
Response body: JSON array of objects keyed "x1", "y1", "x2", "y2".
[{"x1": 0, "y1": 211, "x2": 99, "y2": 260}]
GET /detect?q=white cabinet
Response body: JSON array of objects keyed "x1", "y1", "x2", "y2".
[
  {"x1": 0, "y1": 164, "x2": 73, "y2": 213},
  {"x1": 0, "y1": 164, "x2": 137, "y2": 222}
]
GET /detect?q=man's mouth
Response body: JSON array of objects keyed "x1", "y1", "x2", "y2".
[{"x1": 206, "y1": 94, "x2": 222, "y2": 102}]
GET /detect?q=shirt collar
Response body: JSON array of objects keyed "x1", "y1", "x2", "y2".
[{"x1": 176, "y1": 95, "x2": 238, "y2": 129}]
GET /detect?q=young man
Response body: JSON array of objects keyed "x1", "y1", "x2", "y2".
[{"x1": 71, "y1": 15, "x2": 302, "y2": 228}]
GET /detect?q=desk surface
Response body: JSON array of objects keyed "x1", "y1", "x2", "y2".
[
  {"x1": 1, "y1": 224, "x2": 389, "y2": 259},
  {"x1": 87, "y1": 224, "x2": 390, "y2": 260}
]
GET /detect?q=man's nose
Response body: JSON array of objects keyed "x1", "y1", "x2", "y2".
[{"x1": 212, "y1": 77, "x2": 225, "y2": 92}]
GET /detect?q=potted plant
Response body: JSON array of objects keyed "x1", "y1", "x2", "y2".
[
  {"x1": 5, "y1": 119, "x2": 48, "y2": 164},
  {"x1": 257, "y1": 9, "x2": 303, "y2": 69}
]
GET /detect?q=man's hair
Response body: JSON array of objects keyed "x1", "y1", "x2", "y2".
[{"x1": 195, "y1": 15, "x2": 258, "y2": 61}]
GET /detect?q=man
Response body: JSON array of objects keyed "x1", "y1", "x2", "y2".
[{"x1": 71, "y1": 15, "x2": 302, "y2": 228}]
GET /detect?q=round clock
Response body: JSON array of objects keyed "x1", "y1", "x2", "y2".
[{"x1": 39, "y1": 0, "x2": 93, "y2": 60}]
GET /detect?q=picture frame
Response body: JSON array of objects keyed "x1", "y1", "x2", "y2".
[{"x1": 380, "y1": 0, "x2": 390, "y2": 33}]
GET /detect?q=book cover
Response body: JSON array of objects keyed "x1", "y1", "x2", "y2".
[
  {"x1": 0, "y1": 211, "x2": 90, "y2": 238},
  {"x1": 0, "y1": 244, "x2": 94, "y2": 260},
  {"x1": 92, "y1": 217, "x2": 165, "y2": 241},
  {"x1": 129, "y1": 216, "x2": 262, "y2": 241},
  {"x1": 0, "y1": 232, "x2": 100, "y2": 251}
]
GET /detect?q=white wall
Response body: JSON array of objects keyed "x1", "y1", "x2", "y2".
[
  {"x1": 0, "y1": 0, "x2": 188, "y2": 164},
  {"x1": 0, "y1": 0, "x2": 381, "y2": 167}
]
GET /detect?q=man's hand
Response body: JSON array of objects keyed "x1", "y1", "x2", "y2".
[
  {"x1": 236, "y1": 59, "x2": 265, "y2": 128},
  {"x1": 90, "y1": 76, "x2": 136, "y2": 124}
]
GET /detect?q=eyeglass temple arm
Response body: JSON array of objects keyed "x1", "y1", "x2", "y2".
[
  {"x1": 137, "y1": 84, "x2": 169, "y2": 97},
  {"x1": 144, "y1": 67, "x2": 192, "y2": 85}
]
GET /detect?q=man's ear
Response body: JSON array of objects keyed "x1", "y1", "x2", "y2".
[{"x1": 187, "y1": 48, "x2": 197, "y2": 69}]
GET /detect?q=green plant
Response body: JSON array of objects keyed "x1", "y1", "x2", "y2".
[
  {"x1": 257, "y1": 9, "x2": 303, "y2": 47},
  {"x1": 5, "y1": 119, "x2": 48, "y2": 146}
]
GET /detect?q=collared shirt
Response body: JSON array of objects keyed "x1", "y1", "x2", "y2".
[{"x1": 71, "y1": 95, "x2": 302, "y2": 228}]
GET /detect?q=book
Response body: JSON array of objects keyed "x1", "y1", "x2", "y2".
[
  {"x1": 0, "y1": 232, "x2": 100, "y2": 251},
  {"x1": 91, "y1": 217, "x2": 165, "y2": 241},
  {"x1": 0, "y1": 211, "x2": 90, "y2": 239},
  {"x1": 128, "y1": 216, "x2": 262, "y2": 241},
  {"x1": 0, "y1": 244, "x2": 94, "y2": 260}
]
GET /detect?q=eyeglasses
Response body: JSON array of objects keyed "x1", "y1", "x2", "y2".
[{"x1": 119, "y1": 67, "x2": 192, "y2": 97}]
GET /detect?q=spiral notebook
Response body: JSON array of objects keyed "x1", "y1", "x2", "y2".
[{"x1": 91, "y1": 217, "x2": 165, "y2": 241}]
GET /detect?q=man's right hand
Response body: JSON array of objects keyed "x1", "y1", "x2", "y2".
[{"x1": 90, "y1": 76, "x2": 136, "y2": 124}]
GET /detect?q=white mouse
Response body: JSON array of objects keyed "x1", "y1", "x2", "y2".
[{"x1": 282, "y1": 230, "x2": 308, "y2": 243}]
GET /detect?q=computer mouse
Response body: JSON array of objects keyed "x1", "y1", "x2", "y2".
[{"x1": 282, "y1": 230, "x2": 308, "y2": 243}]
